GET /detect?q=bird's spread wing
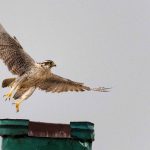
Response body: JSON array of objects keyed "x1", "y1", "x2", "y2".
[
  {"x1": 0, "y1": 24, "x2": 35, "y2": 76},
  {"x1": 38, "y1": 73, "x2": 91, "y2": 93}
]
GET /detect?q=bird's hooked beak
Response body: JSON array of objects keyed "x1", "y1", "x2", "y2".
[{"x1": 52, "y1": 62, "x2": 56, "y2": 67}]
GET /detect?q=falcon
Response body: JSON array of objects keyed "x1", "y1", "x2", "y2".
[{"x1": 0, "y1": 24, "x2": 110, "y2": 112}]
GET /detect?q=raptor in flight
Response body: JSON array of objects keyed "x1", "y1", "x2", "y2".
[{"x1": 0, "y1": 24, "x2": 110, "y2": 112}]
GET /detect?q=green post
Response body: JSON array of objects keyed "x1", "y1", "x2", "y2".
[{"x1": 0, "y1": 119, "x2": 94, "y2": 150}]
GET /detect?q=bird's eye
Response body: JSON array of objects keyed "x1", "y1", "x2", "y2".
[{"x1": 44, "y1": 62, "x2": 49, "y2": 65}]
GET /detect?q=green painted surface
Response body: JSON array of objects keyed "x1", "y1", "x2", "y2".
[
  {"x1": 0, "y1": 126, "x2": 28, "y2": 136},
  {"x1": 2, "y1": 137, "x2": 92, "y2": 150},
  {"x1": 0, "y1": 120, "x2": 94, "y2": 150},
  {"x1": 0, "y1": 119, "x2": 29, "y2": 126},
  {"x1": 71, "y1": 129, "x2": 94, "y2": 141},
  {"x1": 0, "y1": 119, "x2": 29, "y2": 136},
  {"x1": 70, "y1": 122, "x2": 94, "y2": 130},
  {"x1": 70, "y1": 122, "x2": 94, "y2": 141}
]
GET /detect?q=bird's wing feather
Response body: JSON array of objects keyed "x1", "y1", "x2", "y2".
[
  {"x1": 38, "y1": 73, "x2": 91, "y2": 93},
  {"x1": 13, "y1": 88, "x2": 29, "y2": 100},
  {"x1": 2, "y1": 78, "x2": 16, "y2": 88},
  {"x1": 0, "y1": 24, "x2": 35, "y2": 76}
]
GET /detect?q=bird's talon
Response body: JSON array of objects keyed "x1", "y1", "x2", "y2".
[
  {"x1": 3, "y1": 92, "x2": 13, "y2": 101},
  {"x1": 16, "y1": 103, "x2": 20, "y2": 112},
  {"x1": 12, "y1": 102, "x2": 21, "y2": 112}
]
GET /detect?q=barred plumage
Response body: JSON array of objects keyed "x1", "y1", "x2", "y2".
[
  {"x1": 0, "y1": 24, "x2": 35, "y2": 76},
  {"x1": 0, "y1": 24, "x2": 110, "y2": 112}
]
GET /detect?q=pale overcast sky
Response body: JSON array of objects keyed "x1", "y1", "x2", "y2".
[{"x1": 0, "y1": 0, "x2": 150, "y2": 150}]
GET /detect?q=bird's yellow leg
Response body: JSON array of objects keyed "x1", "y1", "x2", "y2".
[
  {"x1": 3, "y1": 91, "x2": 13, "y2": 101},
  {"x1": 9, "y1": 80, "x2": 15, "y2": 88},
  {"x1": 4, "y1": 76, "x2": 25, "y2": 101},
  {"x1": 4, "y1": 85, "x2": 19, "y2": 101},
  {"x1": 13, "y1": 99, "x2": 24, "y2": 112},
  {"x1": 15, "y1": 101, "x2": 21, "y2": 112}
]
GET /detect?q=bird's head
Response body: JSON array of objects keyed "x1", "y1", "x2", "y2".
[{"x1": 40, "y1": 60, "x2": 56, "y2": 69}]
